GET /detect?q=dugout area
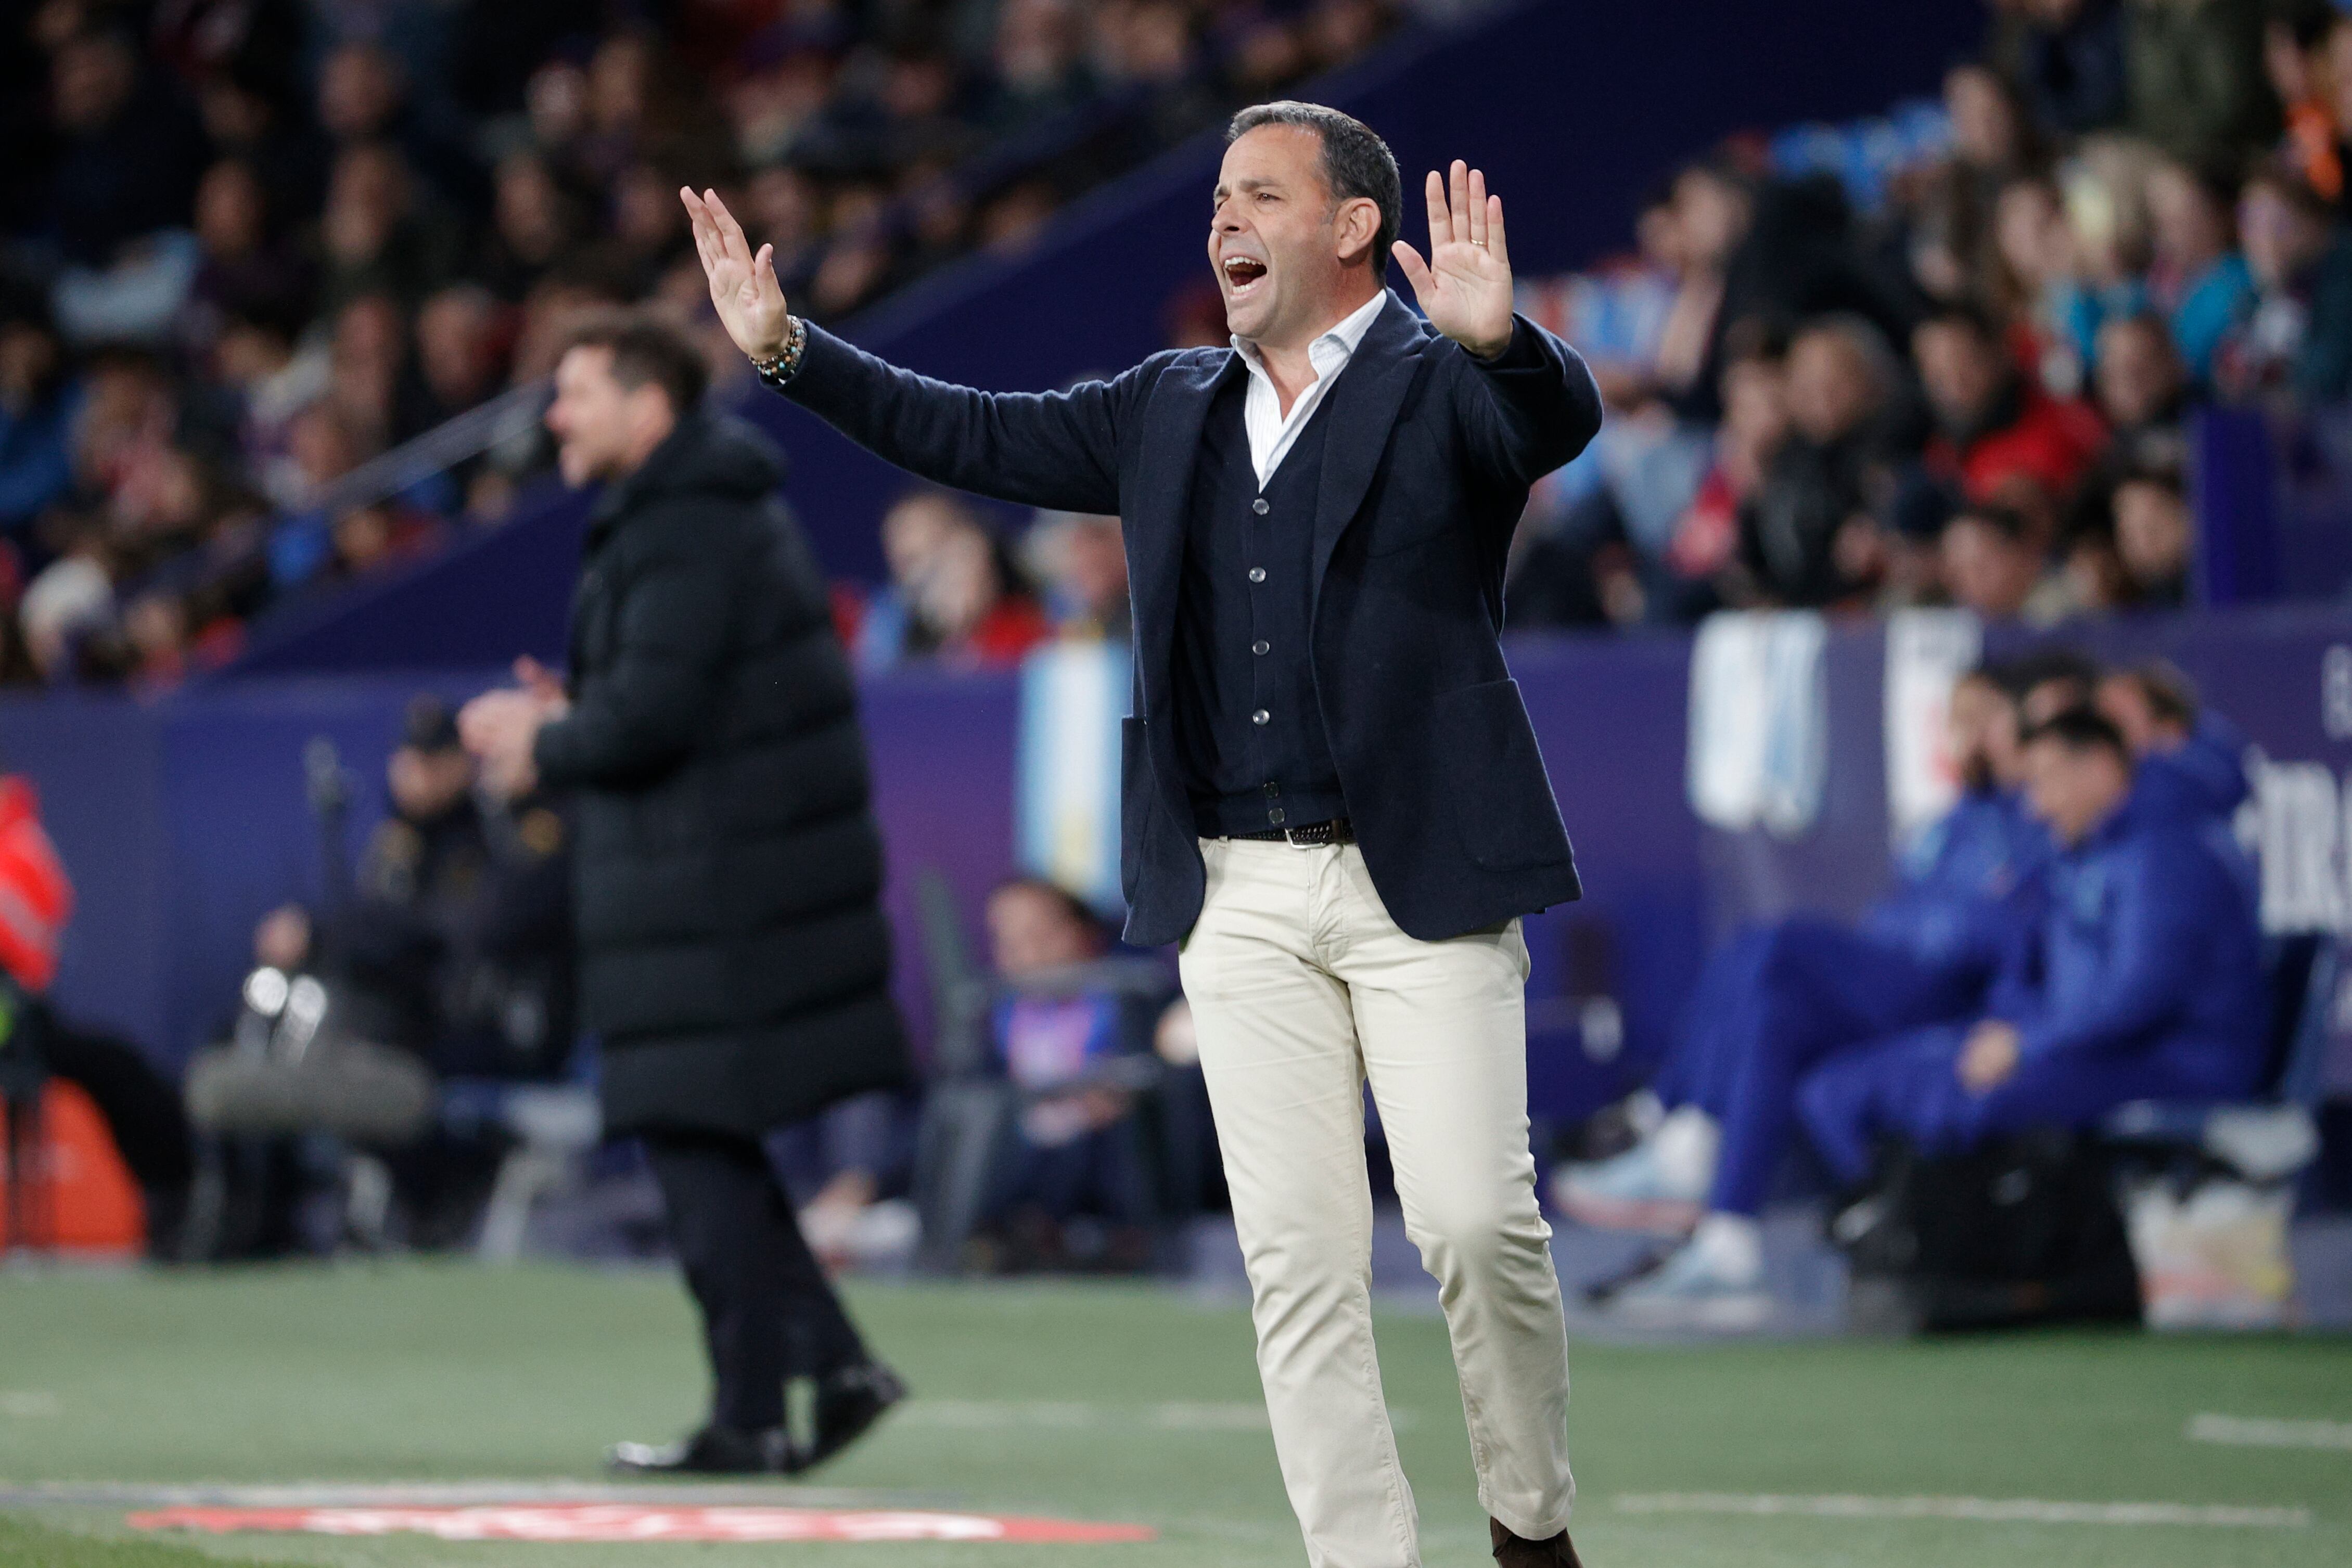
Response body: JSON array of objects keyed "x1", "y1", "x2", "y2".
[{"x1": 0, "y1": 1265, "x2": 2344, "y2": 1568}]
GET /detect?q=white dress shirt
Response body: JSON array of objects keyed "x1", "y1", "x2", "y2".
[{"x1": 1232, "y1": 291, "x2": 1387, "y2": 487}]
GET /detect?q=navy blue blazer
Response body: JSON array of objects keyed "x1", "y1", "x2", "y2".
[{"x1": 779, "y1": 289, "x2": 1604, "y2": 946}]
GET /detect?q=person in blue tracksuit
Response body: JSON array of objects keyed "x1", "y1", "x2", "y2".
[
  {"x1": 1797, "y1": 706, "x2": 2267, "y2": 1195},
  {"x1": 1562, "y1": 663, "x2": 2048, "y2": 1244},
  {"x1": 2097, "y1": 660, "x2": 2248, "y2": 824}
]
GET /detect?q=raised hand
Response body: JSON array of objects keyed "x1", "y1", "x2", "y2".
[
  {"x1": 681, "y1": 187, "x2": 792, "y2": 362},
  {"x1": 1390, "y1": 160, "x2": 1514, "y2": 360}
]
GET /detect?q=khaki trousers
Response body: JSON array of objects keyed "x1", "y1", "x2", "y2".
[{"x1": 1177, "y1": 837, "x2": 1576, "y2": 1568}]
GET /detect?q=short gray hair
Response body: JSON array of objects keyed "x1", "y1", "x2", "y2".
[{"x1": 1226, "y1": 100, "x2": 1402, "y2": 266}]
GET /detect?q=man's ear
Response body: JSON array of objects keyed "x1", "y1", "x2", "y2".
[{"x1": 1333, "y1": 196, "x2": 1382, "y2": 266}]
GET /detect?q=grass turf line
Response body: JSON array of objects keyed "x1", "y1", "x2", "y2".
[
  {"x1": 0, "y1": 1514, "x2": 322, "y2": 1568},
  {"x1": 1, "y1": 1262, "x2": 2347, "y2": 1567}
]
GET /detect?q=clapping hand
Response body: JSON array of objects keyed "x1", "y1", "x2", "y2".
[
  {"x1": 1957, "y1": 1020, "x2": 2022, "y2": 1093},
  {"x1": 680, "y1": 187, "x2": 792, "y2": 362},
  {"x1": 1390, "y1": 160, "x2": 1514, "y2": 361},
  {"x1": 459, "y1": 657, "x2": 570, "y2": 801}
]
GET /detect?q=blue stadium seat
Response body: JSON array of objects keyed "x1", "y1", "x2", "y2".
[{"x1": 2100, "y1": 935, "x2": 2335, "y2": 1185}]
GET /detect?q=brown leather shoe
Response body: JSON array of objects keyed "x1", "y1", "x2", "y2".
[{"x1": 1490, "y1": 1517, "x2": 1586, "y2": 1567}]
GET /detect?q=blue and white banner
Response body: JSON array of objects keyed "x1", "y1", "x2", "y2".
[
  {"x1": 1883, "y1": 608, "x2": 1983, "y2": 851},
  {"x1": 1687, "y1": 610, "x2": 1829, "y2": 839},
  {"x1": 1015, "y1": 642, "x2": 1132, "y2": 912}
]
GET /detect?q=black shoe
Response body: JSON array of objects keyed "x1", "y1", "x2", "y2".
[
  {"x1": 1580, "y1": 1244, "x2": 1675, "y2": 1307},
  {"x1": 1491, "y1": 1518, "x2": 1587, "y2": 1567},
  {"x1": 608, "y1": 1423, "x2": 795, "y2": 1475},
  {"x1": 806, "y1": 1362, "x2": 907, "y2": 1470}
]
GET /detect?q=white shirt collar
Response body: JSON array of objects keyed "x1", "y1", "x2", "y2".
[{"x1": 1231, "y1": 290, "x2": 1388, "y2": 376}]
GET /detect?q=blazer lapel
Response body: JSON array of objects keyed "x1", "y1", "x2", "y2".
[
  {"x1": 1310, "y1": 291, "x2": 1426, "y2": 602},
  {"x1": 1127, "y1": 351, "x2": 1238, "y2": 719}
]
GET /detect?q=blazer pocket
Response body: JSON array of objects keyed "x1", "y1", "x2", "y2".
[
  {"x1": 1435, "y1": 679, "x2": 1571, "y2": 872},
  {"x1": 1120, "y1": 716, "x2": 1157, "y2": 904}
]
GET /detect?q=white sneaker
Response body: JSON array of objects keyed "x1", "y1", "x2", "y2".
[
  {"x1": 1601, "y1": 1235, "x2": 1770, "y2": 1332},
  {"x1": 1550, "y1": 1137, "x2": 1705, "y2": 1235}
]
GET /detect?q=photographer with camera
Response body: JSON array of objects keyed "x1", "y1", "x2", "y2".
[{"x1": 188, "y1": 698, "x2": 574, "y2": 1250}]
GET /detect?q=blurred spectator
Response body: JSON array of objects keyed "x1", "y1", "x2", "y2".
[
  {"x1": 1663, "y1": 162, "x2": 1912, "y2": 426},
  {"x1": 1914, "y1": 302, "x2": 2107, "y2": 507},
  {"x1": 3, "y1": 0, "x2": 1408, "y2": 683},
  {"x1": 1027, "y1": 511, "x2": 1133, "y2": 642},
  {"x1": 2329, "y1": 11, "x2": 2352, "y2": 219},
  {"x1": 316, "y1": 142, "x2": 459, "y2": 315},
  {"x1": 975, "y1": 876, "x2": 1155, "y2": 1268},
  {"x1": 2112, "y1": 460, "x2": 2194, "y2": 606},
  {"x1": 2089, "y1": 311, "x2": 2188, "y2": 470},
  {"x1": 1660, "y1": 339, "x2": 1793, "y2": 619},
  {"x1": 1735, "y1": 316, "x2": 1902, "y2": 609},
  {"x1": 43, "y1": 29, "x2": 208, "y2": 268},
  {"x1": 1997, "y1": 0, "x2": 2129, "y2": 139},
  {"x1": 2217, "y1": 162, "x2": 2352, "y2": 406},
  {"x1": 1940, "y1": 500, "x2": 2073, "y2": 622},
  {"x1": 1994, "y1": 172, "x2": 2091, "y2": 394},
  {"x1": 852, "y1": 490, "x2": 1050, "y2": 671},
  {"x1": 2124, "y1": 0, "x2": 2278, "y2": 177},
  {"x1": 2143, "y1": 160, "x2": 2253, "y2": 384},
  {"x1": 413, "y1": 285, "x2": 508, "y2": 429},
  {"x1": 2266, "y1": 1, "x2": 2344, "y2": 205},
  {"x1": 185, "y1": 159, "x2": 312, "y2": 355},
  {"x1": 0, "y1": 299, "x2": 83, "y2": 537}
]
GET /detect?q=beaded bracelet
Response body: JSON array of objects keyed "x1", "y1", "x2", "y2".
[{"x1": 751, "y1": 314, "x2": 809, "y2": 390}]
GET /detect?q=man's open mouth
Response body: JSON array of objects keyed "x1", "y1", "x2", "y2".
[{"x1": 1222, "y1": 256, "x2": 1268, "y2": 295}]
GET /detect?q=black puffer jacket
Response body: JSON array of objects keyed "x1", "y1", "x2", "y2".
[{"x1": 532, "y1": 411, "x2": 908, "y2": 1136}]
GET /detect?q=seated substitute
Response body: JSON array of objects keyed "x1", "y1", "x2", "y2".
[
  {"x1": 1561, "y1": 661, "x2": 2046, "y2": 1257},
  {"x1": 1797, "y1": 706, "x2": 2266, "y2": 1197},
  {"x1": 2094, "y1": 659, "x2": 2248, "y2": 823}
]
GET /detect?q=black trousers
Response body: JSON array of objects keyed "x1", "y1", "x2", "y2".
[
  {"x1": 38, "y1": 1018, "x2": 196, "y2": 1194},
  {"x1": 642, "y1": 1129, "x2": 868, "y2": 1433}
]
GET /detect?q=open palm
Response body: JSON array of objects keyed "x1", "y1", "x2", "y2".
[
  {"x1": 1391, "y1": 161, "x2": 1514, "y2": 359},
  {"x1": 681, "y1": 187, "x2": 792, "y2": 362}
]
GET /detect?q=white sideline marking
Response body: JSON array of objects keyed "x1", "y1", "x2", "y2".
[
  {"x1": 1613, "y1": 1493, "x2": 2311, "y2": 1529},
  {"x1": 2189, "y1": 1413, "x2": 2352, "y2": 1451},
  {"x1": 0, "y1": 1391, "x2": 59, "y2": 1417}
]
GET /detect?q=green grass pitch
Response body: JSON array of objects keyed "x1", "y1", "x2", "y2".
[{"x1": 0, "y1": 1262, "x2": 2346, "y2": 1566}]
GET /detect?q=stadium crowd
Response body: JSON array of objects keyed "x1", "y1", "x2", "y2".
[
  {"x1": 1508, "y1": 0, "x2": 2352, "y2": 629},
  {"x1": 0, "y1": 0, "x2": 1410, "y2": 688}
]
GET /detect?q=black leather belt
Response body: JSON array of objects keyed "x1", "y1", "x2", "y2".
[{"x1": 1229, "y1": 816, "x2": 1355, "y2": 846}]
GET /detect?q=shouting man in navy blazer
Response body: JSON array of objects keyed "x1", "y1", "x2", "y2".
[{"x1": 684, "y1": 100, "x2": 1602, "y2": 1568}]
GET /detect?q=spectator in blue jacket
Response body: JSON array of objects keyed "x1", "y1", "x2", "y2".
[
  {"x1": 1797, "y1": 705, "x2": 2266, "y2": 1196},
  {"x1": 1562, "y1": 663, "x2": 2048, "y2": 1259}
]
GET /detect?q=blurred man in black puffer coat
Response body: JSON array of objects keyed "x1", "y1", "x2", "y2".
[{"x1": 461, "y1": 309, "x2": 910, "y2": 1476}]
